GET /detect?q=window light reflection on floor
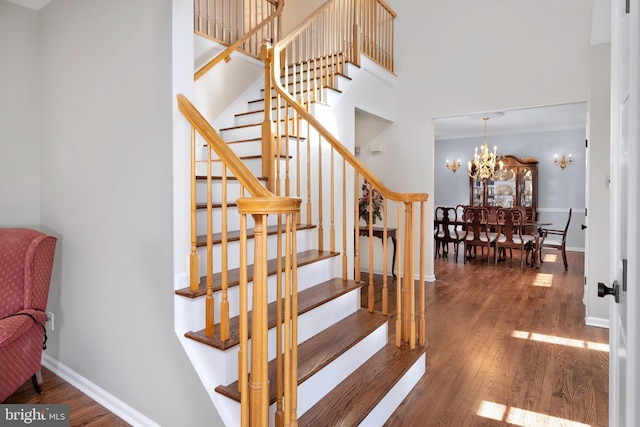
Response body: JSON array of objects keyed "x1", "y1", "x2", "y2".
[
  {"x1": 512, "y1": 330, "x2": 609, "y2": 352},
  {"x1": 542, "y1": 253, "x2": 558, "y2": 263},
  {"x1": 533, "y1": 273, "x2": 553, "y2": 287},
  {"x1": 477, "y1": 400, "x2": 592, "y2": 426}
]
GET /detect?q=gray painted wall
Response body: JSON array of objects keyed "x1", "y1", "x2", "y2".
[
  {"x1": 435, "y1": 128, "x2": 586, "y2": 250},
  {"x1": 0, "y1": 1, "x2": 40, "y2": 228},
  {"x1": 2, "y1": 0, "x2": 222, "y2": 425}
]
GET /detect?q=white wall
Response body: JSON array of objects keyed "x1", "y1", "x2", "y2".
[
  {"x1": 361, "y1": 0, "x2": 592, "y2": 280},
  {"x1": 0, "y1": 1, "x2": 40, "y2": 228},
  {"x1": 584, "y1": 42, "x2": 611, "y2": 326},
  {"x1": 193, "y1": 41, "x2": 263, "y2": 124},
  {"x1": 35, "y1": 1, "x2": 222, "y2": 426}
]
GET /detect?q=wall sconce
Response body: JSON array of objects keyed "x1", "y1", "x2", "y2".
[
  {"x1": 446, "y1": 159, "x2": 461, "y2": 173},
  {"x1": 554, "y1": 153, "x2": 572, "y2": 170}
]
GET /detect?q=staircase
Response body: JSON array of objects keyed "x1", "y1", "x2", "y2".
[{"x1": 175, "y1": 1, "x2": 429, "y2": 425}]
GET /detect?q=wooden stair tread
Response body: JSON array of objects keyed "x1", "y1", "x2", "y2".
[
  {"x1": 195, "y1": 224, "x2": 316, "y2": 247},
  {"x1": 201, "y1": 154, "x2": 293, "y2": 165},
  {"x1": 217, "y1": 135, "x2": 307, "y2": 145},
  {"x1": 210, "y1": 154, "x2": 262, "y2": 161},
  {"x1": 196, "y1": 202, "x2": 238, "y2": 209},
  {"x1": 250, "y1": 85, "x2": 341, "y2": 105},
  {"x1": 195, "y1": 175, "x2": 267, "y2": 181},
  {"x1": 175, "y1": 249, "x2": 338, "y2": 298},
  {"x1": 185, "y1": 277, "x2": 364, "y2": 350},
  {"x1": 219, "y1": 116, "x2": 294, "y2": 132},
  {"x1": 298, "y1": 343, "x2": 427, "y2": 426},
  {"x1": 219, "y1": 122, "x2": 261, "y2": 132},
  {"x1": 215, "y1": 308, "x2": 387, "y2": 402}
]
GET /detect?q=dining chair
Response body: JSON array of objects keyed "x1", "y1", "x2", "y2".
[
  {"x1": 539, "y1": 208, "x2": 572, "y2": 270},
  {"x1": 434, "y1": 206, "x2": 462, "y2": 262},
  {"x1": 494, "y1": 208, "x2": 535, "y2": 268},
  {"x1": 462, "y1": 207, "x2": 496, "y2": 265}
]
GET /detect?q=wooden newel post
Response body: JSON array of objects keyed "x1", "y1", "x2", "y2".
[
  {"x1": 402, "y1": 202, "x2": 415, "y2": 347},
  {"x1": 237, "y1": 197, "x2": 301, "y2": 427},
  {"x1": 249, "y1": 213, "x2": 270, "y2": 427}
]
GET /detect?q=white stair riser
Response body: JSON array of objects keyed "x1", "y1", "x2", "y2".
[
  {"x1": 333, "y1": 74, "x2": 352, "y2": 92},
  {"x1": 195, "y1": 228, "x2": 315, "y2": 275},
  {"x1": 176, "y1": 256, "x2": 338, "y2": 336},
  {"x1": 220, "y1": 124, "x2": 261, "y2": 141},
  {"x1": 263, "y1": 83, "x2": 322, "y2": 98},
  {"x1": 175, "y1": 277, "x2": 359, "y2": 386},
  {"x1": 220, "y1": 288, "x2": 362, "y2": 386},
  {"x1": 195, "y1": 158, "x2": 263, "y2": 179},
  {"x1": 220, "y1": 121, "x2": 303, "y2": 142},
  {"x1": 296, "y1": 323, "x2": 388, "y2": 416},
  {"x1": 195, "y1": 133, "x2": 265, "y2": 160},
  {"x1": 234, "y1": 106, "x2": 297, "y2": 127},
  {"x1": 261, "y1": 85, "x2": 341, "y2": 106},
  {"x1": 358, "y1": 355, "x2": 426, "y2": 427},
  {"x1": 195, "y1": 206, "x2": 260, "y2": 234},
  {"x1": 196, "y1": 180, "x2": 265, "y2": 204}
]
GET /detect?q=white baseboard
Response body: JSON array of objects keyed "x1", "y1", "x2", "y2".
[
  {"x1": 41, "y1": 354, "x2": 160, "y2": 427},
  {"x1": 585, "y1": 316, "x2": 610, "y2": 329}
]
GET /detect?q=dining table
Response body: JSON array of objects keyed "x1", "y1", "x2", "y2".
[{"x1": 434, "y1": 217, "x2": 552, "y2": 267}]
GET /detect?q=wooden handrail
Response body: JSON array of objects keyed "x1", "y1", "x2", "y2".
[
  {"x1": 194, "y1": 0, "x2": 284, "y2": 80},
  {"x1": 375, "y1": 0, "x2": 396, "y2": 17},
  {"x1": 178, "y1": 94, "x2": 273, "y2": 198},
  {"x1": 269, "y1": 49, "x2": 425, "y2": 205}
]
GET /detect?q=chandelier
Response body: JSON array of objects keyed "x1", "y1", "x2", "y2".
[{"x1": 467, "y1": 117, "x2": 503, "y2": 181}]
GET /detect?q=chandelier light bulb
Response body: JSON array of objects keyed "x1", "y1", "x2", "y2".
[{"x1": 468, "y1": 117, "x2": 503, "y2": 181}]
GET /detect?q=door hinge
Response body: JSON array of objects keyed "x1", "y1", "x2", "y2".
[
  {"x1": 585, "y1": 139, "x2": 588, "y2": 148},
  {"x1": 626, "y1": 0, "x2": 630, "y2": 14}
]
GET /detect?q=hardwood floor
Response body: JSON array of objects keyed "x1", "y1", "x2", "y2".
[
  {"x1": 2, "y1": 367, "x2": 129, "y2": 426},
  {"x1": 4, "y1": 250, "x2": 607, "y2": 427},
  {"x1": 382, "y1": 249, "x2": 609, "y2": 427}
]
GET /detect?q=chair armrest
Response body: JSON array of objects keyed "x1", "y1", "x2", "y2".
[
  {"x1": 539, "y1": 228, "x2": 564, "y2": 237},
  {"x1": 0, "y1": 309, "x2": 43, "y2": 348}
]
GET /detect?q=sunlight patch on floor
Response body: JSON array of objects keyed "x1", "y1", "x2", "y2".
[
  {"x1": 477, "y1": 400, "x2": 592, "y2": 426},
  {"x1": 533, "y1": 273, "x2": 553, "y2": 287},
  {"x1": 542, "y1": 253, "x2": 558, "y2": 262},
  {"x1": 512, "y1": 330, "x2": 609, "y2": 352}
]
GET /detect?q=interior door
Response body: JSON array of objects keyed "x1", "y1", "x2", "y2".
[{"x1": 608, "y1": 0, "x2": 638, "y2": 425}]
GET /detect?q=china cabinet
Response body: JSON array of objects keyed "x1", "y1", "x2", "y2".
[{"x1": 469, "y1": 155, "x2": 538, "y2": 221}]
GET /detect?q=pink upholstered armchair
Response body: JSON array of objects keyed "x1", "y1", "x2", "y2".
[{"x1": 0, "y1": 228, "x2": 57, "y2": 402}]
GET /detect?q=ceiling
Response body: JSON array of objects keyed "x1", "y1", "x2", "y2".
[{"x1": 434, "y1": 102, "x2": 588, "y2": 141}]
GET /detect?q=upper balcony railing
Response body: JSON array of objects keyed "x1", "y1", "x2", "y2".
[{"x1": 194, "y1": 0, "x2": 283, "y2": 79}]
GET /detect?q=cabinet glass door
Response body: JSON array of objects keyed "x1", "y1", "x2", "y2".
[
  {"x1": 472, "y1": 179, "x2": 483, "y2": 206},
  {"x1": 519, "y1": 168, "x2": 533, "y2": 207},
  {"x1": 492, "y1": 168, "x2": 516, "y2": 207}
]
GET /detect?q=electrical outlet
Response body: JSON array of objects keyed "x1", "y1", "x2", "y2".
[{"x1": 46, "y1": 312, "x2": 54, "y2": 331}]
